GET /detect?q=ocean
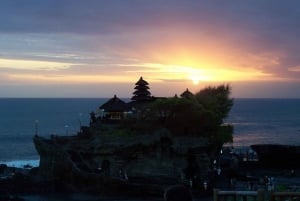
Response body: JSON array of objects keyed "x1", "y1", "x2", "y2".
[
  {"x1": 226, "y1": 98, "x2": 300, "y2": 146},
  {"x1": 0, "y1": 98, "x2": 300, "y2": 167},
  {"x1": 0, "y1": 98, "x2": 107, "y2": 166}
]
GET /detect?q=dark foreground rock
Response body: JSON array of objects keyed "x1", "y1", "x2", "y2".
[
  {"x1": 0, "y1": 196, "x2": 24, "y2": 201},
  {"x1": 164, "y1": 185, "x2": 193, "y2": 201},
  {"x1": 251, "y1": 144, "x2": 300, "y2": 168},
  {"x1": 32, "y1": 130, "x2": 219, "y2": 196}
]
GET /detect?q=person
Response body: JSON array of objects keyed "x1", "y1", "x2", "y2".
[
  {"x1": 164, "y1": 185, "x2": 193, "y2": 201},
  {"x1": 90, "y1": 112, "x2": 96, "y2": 124}
]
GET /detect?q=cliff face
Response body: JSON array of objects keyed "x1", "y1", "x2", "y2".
[{"x1": 33, "y1": 130, "x2": 214, "y2": 194}]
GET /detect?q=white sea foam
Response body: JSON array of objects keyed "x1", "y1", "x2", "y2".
[{"x1": 0, "y1": 159, "x2": 39, "y2": 168}]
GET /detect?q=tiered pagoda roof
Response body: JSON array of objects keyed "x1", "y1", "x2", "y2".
[
  {"x1": 131, "y1": 76, "x2": 152, "y2": 101},
  {"x1": 180, "y1": 88, "x2": 194, "y2": 99}
]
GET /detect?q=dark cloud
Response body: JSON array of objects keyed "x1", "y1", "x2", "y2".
[
  {"x1": 0, "y1": 0, "x2": 181, "y2": 33},
  {"x1": 0, "y1": 0, "x2": 297, "y2": 34},
  {"x1": 2, "y1": 0, "x2": 300, "y2": 51}
]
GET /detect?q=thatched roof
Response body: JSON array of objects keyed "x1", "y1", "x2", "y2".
[
  {"x1": 180, "y1": 88, "x2": 194, "y2": 99},
  {"x1": 100, "y1": 95, "x2": 129, "y2": 112}
]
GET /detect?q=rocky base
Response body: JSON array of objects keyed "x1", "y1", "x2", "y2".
[
  {"x1": 32, "y1": 129, "x2": 217, "y2": 196},
  {"x1": 251, "y1": 144, "x2": 300, "y2": 168},
  {"x1": 0, "y1": 165, "x2": 166, "y2": 197}
]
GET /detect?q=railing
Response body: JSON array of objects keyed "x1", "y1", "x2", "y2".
[
  {"x1": 213, "y1": 189, "x2": 264, "y2": 201},
  {"x1": 214, "y1": 189, "x2": 300, "y2": 201},
  {"x1": 271, "y1": 192, "x2": 300, "y2": 201}
]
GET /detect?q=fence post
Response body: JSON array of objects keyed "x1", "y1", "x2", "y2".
[
  {"x1": 213, "y1": 189, "x2": 219, "y2": 201},
  {"x1": 269, "y1": 191, "x2": 274, "y2": 201},
  {"x1": 257, "y1": 189, "x2": 265, "y2": 201}
]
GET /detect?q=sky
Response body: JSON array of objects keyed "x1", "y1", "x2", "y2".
[{"x1": 0, "y1": 0, "x2": 300, "y2": 98}]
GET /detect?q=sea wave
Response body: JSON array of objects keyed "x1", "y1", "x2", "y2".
[{"x1": 0, "y1": 159, "x2": 39, "y2": 168}]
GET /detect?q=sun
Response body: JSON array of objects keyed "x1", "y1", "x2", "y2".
[
  {"x1": 189, "y1": 74, "x2": 202, "y2": 85},
  {"x1": 191, "y1": 77, "x2": 200, "y2": 85}
]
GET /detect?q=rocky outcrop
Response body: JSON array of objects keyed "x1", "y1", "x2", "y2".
[
  {"x1": 33, "y1": 129, "x2": 215, "y2": 195},
  {"x1": 251, "y1": 144, "x2": 300, "y2": 168}
]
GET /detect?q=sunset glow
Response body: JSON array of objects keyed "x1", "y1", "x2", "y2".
[
  {"x1": 0, "y1": 58, "x2": 73, "y2": 71},
  {"x1": 8, "y1": 73, "x2": 136, "y2": 84},
  {"x1": 0, "y1": 1, "x2": 300, "y2": 98}
]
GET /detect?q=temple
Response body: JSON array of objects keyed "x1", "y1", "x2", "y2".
[
  {"x1": 33, "y1": 77, "x2": 233, "y2": 197},
  {"x1": 131, "y1": 76, "x2": 152, "y2": 101},
  {"x1": 98, "y1": 76, "x2": 193, "y2": 122},
  {"x1": 180, "y1": 88, "x2": 194, "y2": 99},
  {"x1": 99, "y1": 95, "x2": 130, "y2": 121}
]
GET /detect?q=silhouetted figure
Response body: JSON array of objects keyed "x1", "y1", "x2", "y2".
[
  {"x1": 184, "y1": 149, "x2": 199, "y2": 185},
  {"x1": 90, "y1": 112, "x2": 96, "y2": 124},
  {"x1": 164, "y1": 185, "x2": 193, "y2": 201}
]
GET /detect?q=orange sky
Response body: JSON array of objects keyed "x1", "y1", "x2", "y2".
[{"x1": 0, "y1": 1, "x2": 300, "y2": 98}]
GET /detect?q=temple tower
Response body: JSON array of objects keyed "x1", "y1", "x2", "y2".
[
  {"x1": 131, "y1": 76, "x2": 152, "y2": 101},
  {"x1": 180, "y1": 88, "x2": 194, "y2": 99}
]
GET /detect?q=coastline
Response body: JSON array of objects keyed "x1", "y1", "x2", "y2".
[
  {"x1": 1, "y1": 144, "x2": 300, "y2": 200},
  {"x1": 0, "y1": 146, "x2": 255, "y2": 169},
  {"x1": 0, "y1": 98, "x2": 300, "y2": 200},
  {"x1": 0, "y1": 98, "x2": 300, "y2": 161},
  {"x1": 0, "y1": 159, "x2": 39, "y2": 169}
]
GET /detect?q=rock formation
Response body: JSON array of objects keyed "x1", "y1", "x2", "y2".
[
  {"x1": 33, "y1": 128, "x2": 215, "y2": 195},
  {"x1": 32, "y1": 79, "x2": 233, "y2": 195}
]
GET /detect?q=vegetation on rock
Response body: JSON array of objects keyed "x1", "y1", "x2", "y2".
[{"x1": 120, "y1": 84, "x2": 233, "y2": 146}]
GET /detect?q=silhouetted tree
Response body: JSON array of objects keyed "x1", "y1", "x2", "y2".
[
  {"x1": 146, "y1": 84, "x2": 233, "y2": 144},
  {"x1": 195, "y1": 84, "x2": 233, "y2": 124}
]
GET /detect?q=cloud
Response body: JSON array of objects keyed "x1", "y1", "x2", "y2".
[
  {"x1": 0, "y1": 1, "x2": 299, "y2": 36},
  {"x1": 0, "y1": 0, "x2": 172, "y2": 34},
  {"x1": 0, "y1": 58, "x2": 75, "y2": 71},
  {"x1": 288, "y1": 66, "x2": 300, "y2": 72},
  {"x1": 1, "y1": 0, "x2": 300, "y2": 98}
]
